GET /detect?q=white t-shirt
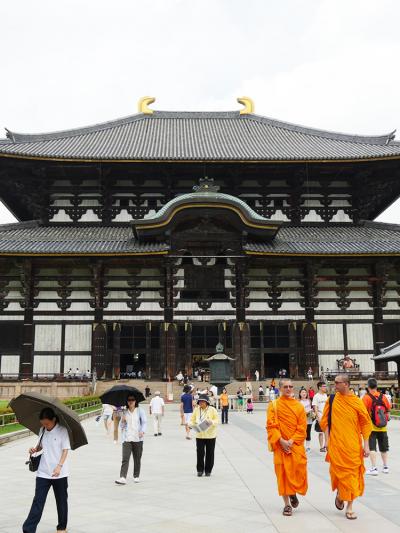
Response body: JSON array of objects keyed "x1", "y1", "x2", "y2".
[
  {"x1": 125, "y1": 409, "x2": 140, "y2": 442},
  {"x1": 150, "y1": 396, "x2": 165, "y2": 414},
  {"x1": 312, "y1": 392, "x2": 328, "y2": 419},
  {"x1": 103, "y1": 404, "x2": 114, "y2": 417},
  {"x1": 37, "y1": 424, "x2": 71, "y2": 479}
]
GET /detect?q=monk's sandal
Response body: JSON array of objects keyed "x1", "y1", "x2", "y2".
[
  {"x1": 283, "y1": 505, "x2": 292, "y2": 516},
  {"x1": 289, "y1": 495, "x2": 299, "y2": 508}
]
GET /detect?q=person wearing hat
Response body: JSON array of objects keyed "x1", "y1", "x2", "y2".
[
  {"x1": 189, "y1": 394, "x2": 219, "y2": 477},
  {"x1": 149, "y1": 391, "x2": 165, "y2": 436}
]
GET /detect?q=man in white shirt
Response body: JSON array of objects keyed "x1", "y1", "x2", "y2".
[
  {"x1": 149, "y1": 391, "x2": 165, "y2": 436},
  {"x1": 23, "y1": 407, "x2": 71, "y2": 533},
  {"x1": 312, "y1": 381, "x2": 328, "y2": 452}
]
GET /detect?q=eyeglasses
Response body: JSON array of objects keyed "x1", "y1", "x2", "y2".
[
  {"x1": 127, "y1": 398, "x2": 136, "y2": 402},
  {"x1": 283, "y1": 385, "x2": 294, "y2": 389}
]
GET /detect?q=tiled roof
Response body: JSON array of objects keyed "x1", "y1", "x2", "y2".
[
  {"x1": 0, "y1": 222, "x2": 167, "y2": 255},
  {"x1": 0, "y1": 221, "x2": 400, "y2": 256},
  {"x1": 245, "y1": 222, "x2": 400, "y2": 255},
  {"x1": 0, "y1": 111, "x2": 400, "y2": 161}
]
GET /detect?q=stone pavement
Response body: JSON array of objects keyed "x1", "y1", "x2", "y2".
[{"x1": 0, "y1": 405, "x2": 400, "y2": 533}]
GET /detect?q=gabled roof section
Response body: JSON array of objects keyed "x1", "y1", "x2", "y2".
[
  {"x1": 132, "y1": 178, "x2": 281, "y2": 241},
  {"x1": 1, "y1": 109, "x2": 400, "y2": 162}
]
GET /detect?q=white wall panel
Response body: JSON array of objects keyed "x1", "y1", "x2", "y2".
[
  {"x1": 319, "y1": 354, "x2": 340, "y2": 371},
  {"x1": 34, "y1": 324, "x2": 62, "y2": 351},
  {"x1": 353, "y1": 353, "x2": 375, "y2": 373},
  {"x1": 36, "y1": 302, "x2": 59, "y2": 311},
  {"x1": 64, "y1": 355, "x2": 91, "y2": 373},
  {"x1": 347, "y1": 323, "x2": 374, "y2": 351},
  {"x1": 65, "y1": 324, "x2": 92, "y2": 352},
  {"x1": 317, "y1": 323, "x2": 344, "y2": 350},
  {"x1": 1, "y1": 355, "x2": 19, "y2": 374},
  {"x1": 33, "y1": 356, "x2": 61, "y2": 374}
]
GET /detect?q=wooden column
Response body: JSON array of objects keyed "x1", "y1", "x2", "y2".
[
  {"x1": 91, "y1": 261, "x2": 108, "y2": 378},
  {"x1": 19, "y1": 260, "x2": 35, "y2": 378},
  {"x1": 288, "y1": 321, "x2": 298, "y2": 378},
  {"x1": 300, "y1": 262, "x2": 319, "y2": 376},
  {"x1": 162, "y1": 260, "x2": 175, "y2": 379},
  {"x1": 112, "y1": 322, "x2": 121, "y2": 378},
  {"x1": 233, "y1": 259, "x2": 250, "y2": 378},
  {"x1": 372, "y1": 262, "x2": 388, "y2": 372},
  {"x1": 185, "y1": 322, "x2": 192, "y2": 377}
]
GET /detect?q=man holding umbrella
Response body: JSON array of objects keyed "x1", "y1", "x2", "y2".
[{"x1": 10, "y1": 392, "x2": 88, "y2": 533}]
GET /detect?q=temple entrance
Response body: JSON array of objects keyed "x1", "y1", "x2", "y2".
[
  {"x1": 192, "y1": 354, "x2": 210, "y2": 382},
  {"x1": 264, "y1": 353, "x2": 289, "y2": 379},
  {"x1": 119, "y1": 324, "x2": 146, "y2": 377}
]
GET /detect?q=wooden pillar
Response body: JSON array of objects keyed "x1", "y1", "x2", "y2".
[
  {"x1": 91, "y1": 261, "x2": 107, "y2": 378},
  {"x1": 234, "y1": 258, "x2": 249, "y2": 379},
  {"x1": 301, "y1": 262, "x2": 319, "y2": 376},
  {"x1": 163, "y1": 260, "x2": 175, "y2": 379},
  {"x1": 372, "y1": 262, "x2": 388, "y2": 372},
  {"x1": 288, "y1": 322, "x2": 298, "y2": 379},
  {"x1": 185, "y1": 322, "x2": 192, "y2": 377},
  {"x1": 19, "y1": 260, "x2": 35, "y2": 378},
  {"x1": 112, "y1": 322, "x2": 121, "y2": 378}
]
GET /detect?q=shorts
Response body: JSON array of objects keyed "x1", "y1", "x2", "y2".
[
  {"x1": 184, "y1": 412, "x2": 192, "y2": 424},
  {"x1": 315, "y1": 420, "x2": 323, "y2": 433},
  {"x1": 369, "y1": 431, "x2": 389, "y2": 453}
]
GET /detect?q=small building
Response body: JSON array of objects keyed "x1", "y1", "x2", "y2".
[{"x1": 0, "y1": 97, "x2": 400, "y2": 380}]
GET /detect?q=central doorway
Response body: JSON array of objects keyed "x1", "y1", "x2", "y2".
[
  {"x1": 264, "y1": 353, "x2": 289, "y2": 379},
  {"x1": 119, "y1": 324, "x2": 146, "y2": 376}
]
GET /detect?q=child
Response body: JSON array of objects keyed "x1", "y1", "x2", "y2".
[{"x1": 246, "y1": 398, "x2": 254, "y2": 413}]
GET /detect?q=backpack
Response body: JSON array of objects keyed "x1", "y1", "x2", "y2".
[{"x1": 367, "y1": 392, "x2": 387, "y2": 428}]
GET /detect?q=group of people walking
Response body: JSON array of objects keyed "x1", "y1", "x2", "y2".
[{"x1": 267, "y1": 374, "x2": 392, "y2": 519}]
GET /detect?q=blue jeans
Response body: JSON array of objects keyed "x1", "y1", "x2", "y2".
[{"x1": 23, "y1": 476, "x2": 68, "y2": 533}]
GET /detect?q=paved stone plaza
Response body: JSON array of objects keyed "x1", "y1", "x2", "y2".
[{"x1": 0, "y1": 406, "x2": 399, "y2": 533}]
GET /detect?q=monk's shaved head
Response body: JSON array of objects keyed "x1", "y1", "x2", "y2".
[
  {"x1": 336, "y1": 373, "x2": 350, "y2": 385},
  {"x1": 279, "y1": 378, "x2": 292, "y2": 389}
]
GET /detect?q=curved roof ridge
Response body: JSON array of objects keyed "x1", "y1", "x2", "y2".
[
  {"x1": 245, "y1": 114, "x2": 396, "y2": 146},
  {"x1": 3, "y1": 109, "x2": 396, "y2": 147}
]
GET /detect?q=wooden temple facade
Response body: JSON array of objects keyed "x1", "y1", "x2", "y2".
[{"x1": 1, "y1": 97, "x2": 400, "y2": 380}]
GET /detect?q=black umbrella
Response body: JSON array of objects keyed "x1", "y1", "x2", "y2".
[
  {"x1": 9, "y1": 392, "x2": 88, "y2": 450},
  {"x1": 100, "y1": 385, "x2": 145, "y2": 406}
]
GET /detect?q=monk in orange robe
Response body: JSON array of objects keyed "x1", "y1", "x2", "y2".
[
  {"x1": 267, "y1": 379, "x2": 308, "y2": 516},
  {"x1": 320, "y1": 373, "x2": 372, "y2": 520}
]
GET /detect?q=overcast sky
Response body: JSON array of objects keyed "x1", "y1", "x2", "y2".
[{"x1": 1, "y1": 0, "x2": 400, "y2": 223}]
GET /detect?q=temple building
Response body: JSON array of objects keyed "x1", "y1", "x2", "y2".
[{"x1": 1, "y1": 96, "x2": 400, "y2": 380}]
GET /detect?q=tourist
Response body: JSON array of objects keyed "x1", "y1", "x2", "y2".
[
  {"x1": 359, "y1": 387, "x2": 367, "y2": 399},
  {"x1": 181, "y1": 385, "x2": 194, "y2": 440},
  {"x1": 308, "y1": 386, "x2": 315, "y2": 400},
  {"x1": 320, "y1": 374, "x2": 371, "y2": 520},
  {"x1": 220, "y1": 387, "x2": 229, "y2": 424},
  {"x1": 145, "y1": 385, "x2": 151, "y2": 398},
  {"x1": 258, "y1": 384, "x2": 264, "y2": 401},
  {"x1": 385, "y1": 388, "x2": 392, "y2": 408},
  {"x1": 176, "y1": 370, "x2": 184, "y2": 384},
  {"x1": 115, "y1": 395, "x2": 147, "y2": 485},
  {"x1": 101, "y1": 403, "x2": 114, "y2": 434},
  {"x1": 112, "y1": 405, "x2": 124, "y2": 444},
  {"x1": 236, "y1": 387, "x2": 244, "y2": 411},
  {"x1": 189, "y1": 394, "x2": 219, "y2": 477},
  {"x1": 149, "y1": 390, "x2": 165, "y2": 437},
  {"x1": 255, "y1": 369, "x2": 260, "y2": 381},
  {"x1": 312, "y1": 381, "x2": 328, "y2": 452},
  {"x1": 208, "y1": 390, "x2": 216, "y2": 407},
  {"x1": 23, "y1": 407, "x2": 70, "y2": 533},
  {"x1": 267, "y1": 379, "x2": 307, "y2": 517},
  {"x1": 269, "y1": 386, "x2": 276, "y2": 402},
  {"x1": 307, "y1": 367, "x2": 313, "y2": 380},
  {"x1": 246, "y1": 398, "x2": 254, "y2": 413},
  {"x1": 299, "y1": 388, "x2": 313, "y2": 452},
  {"x1": 362, "y1": 377, "x2": 391, "y2": 475}
]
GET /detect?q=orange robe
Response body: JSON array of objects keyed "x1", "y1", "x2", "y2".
[
  {"x1": 320, "y1": 393, "x2": 372, "y2": 502},
  {"x1": 267, "y1": 396, "x2": 308, "y2": 496}
]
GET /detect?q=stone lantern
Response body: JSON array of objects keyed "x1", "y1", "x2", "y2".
[{"x1": 206, "y1": 343, "x2": 235, "y2": 393}]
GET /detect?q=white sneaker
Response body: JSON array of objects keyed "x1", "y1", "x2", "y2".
[
  {"x1": 366, "y1": 467, "x2": 378, "y2": 476},
  {"x1": 133, "y1": 477, "x2": 140, "y2": 483},
  {"x1": 383, "y1": 466, "x2": 389, "y2": 474},
  {"x1": 115, "y1": 477, "x2": 127, "y2": 485}
]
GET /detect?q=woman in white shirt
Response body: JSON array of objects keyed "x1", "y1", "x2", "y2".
[
  {"x1": 115, "y1": 396, "x2": 147, "y2": 485},
  {"x1": 23, "y1": 407, "x2": 71, "y2": 533}
]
